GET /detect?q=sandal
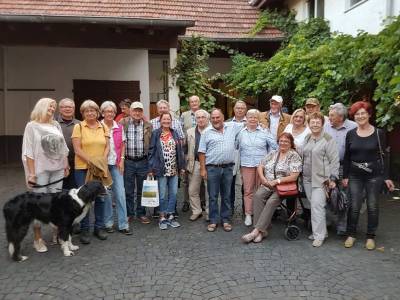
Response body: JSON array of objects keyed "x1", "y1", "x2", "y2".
[
  {"x1": 223, "y1": 223, "x2": 232, "y2": 232},
  {"x1": 207, "y1": 223, "x2": 217, "y2": 232},
  {"x1": 241, "y1": 231, "x2": 258, "y2": 243}
]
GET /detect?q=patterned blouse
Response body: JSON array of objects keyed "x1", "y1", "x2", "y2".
[
  {"x1": 260, "y1": 149, "x2": 302, "y2": 185},
  {"x1": 160, "y1": 130, "x2": 177, "y2": 176}
]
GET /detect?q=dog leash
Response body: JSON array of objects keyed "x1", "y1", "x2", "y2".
[{"x1": 28, "y1": 177, "x2": 65, "y2": 189}]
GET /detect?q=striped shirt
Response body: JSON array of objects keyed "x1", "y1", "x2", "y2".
[
  {"x1": 198, "y1": 122, "x2": 244, "y2": 165},
  {"x1": 126, "y1": 119, "x2": 144, "y2": 159},
  {"x1": 150, "y1": 117, "x2": 185, "y2": 140},
  {"x1": 238, "y1": 126, "x2": 278, "y2": 167}
]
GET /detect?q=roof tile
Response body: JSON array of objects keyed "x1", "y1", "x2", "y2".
[{"x1": 0, "y1": 0, "x2": 284, "y2": 39}]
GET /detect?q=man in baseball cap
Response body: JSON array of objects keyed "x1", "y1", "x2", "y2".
[
  {"x1": 259, "y1": 95, "x2": 291, "y2": 140},
  {"x1": 304, "y1": 97, "x2": 321, "y2": 116}
]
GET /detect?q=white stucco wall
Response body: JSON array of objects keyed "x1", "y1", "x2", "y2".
[
  {"x1": 325, "y1": 0, "x2": 400, "y2": 35},
  {"x1": 287, "y1": 0, "x2": 309, "y2": 21},
  {"x1": 4, "y1": 46, "x2": 149, "y2": 135},
  {"x1": 286, "y1": 0, "x2": 400, "y2": 35}
]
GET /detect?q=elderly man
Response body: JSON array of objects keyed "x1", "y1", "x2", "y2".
[
  {"x1": 260, "y1": 95, "x2": 291, "y2": 140},
  {"x1": 180, "y1": 95, "x2": 201, "y2": 212},
  {"x1": 324, "y1": 102, "x2": 357, "y2": 235},
  {"x1": 199, "y1": 108, "x2": 243, "y2": 232},
  {"x1": 150, "y1": 99, "x2": 184, "y2": 140},
  {"x1": 57, "y1": 98, "x2": 80, "y2": 190},
  {"x1": 181, "y1": 95, "x2": 201, "y2": 134},
  {"x1": 304, "y1": 97, "x2": 321, "y2": 117},
  {"x1": 186, "y1": 109, "x2": 210, "y2": 221},
  {"x1": 120, "y1": 102, "x2": 153, "y2": 224},
  {"x1": 227, "y1": 100, "x2": 247, "y2": 215}
]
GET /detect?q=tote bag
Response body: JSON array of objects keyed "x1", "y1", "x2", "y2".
[{"x1": 141, "y1": 176, "x2": 159, "y2": 207}]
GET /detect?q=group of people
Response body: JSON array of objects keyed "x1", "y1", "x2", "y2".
[{"x1": 22, "y1": 94, "x2": 395, "y2": 254}]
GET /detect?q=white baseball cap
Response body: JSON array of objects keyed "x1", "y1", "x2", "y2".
[
  {"x1": 270, "y1": 95, "x2": 283, "y2": 103},
  {"x1": 130, "y1": 102, "x2": 144, "y2": 110}
]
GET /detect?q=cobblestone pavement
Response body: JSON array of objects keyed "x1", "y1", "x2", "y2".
[{"x1": 1, "y1": 164, "x2": 400, "y2": 300}]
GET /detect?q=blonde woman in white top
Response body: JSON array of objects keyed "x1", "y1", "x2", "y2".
[
  {"x1": 22, "y1": 98, "x2": 69, "y2": 253},
  {"x1": 283, "y1": 108, "x2": 311, "y2": 149}
]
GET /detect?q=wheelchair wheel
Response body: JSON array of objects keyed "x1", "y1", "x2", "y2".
[{"x1": 285, "y1": 225, "x2": 300, "y2": 241}]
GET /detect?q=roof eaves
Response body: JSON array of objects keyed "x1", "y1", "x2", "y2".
[{"x1": 0, "y1": 13, "x2": 195, "y2": 28}]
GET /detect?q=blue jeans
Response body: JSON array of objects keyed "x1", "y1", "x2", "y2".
[
  {"x1": 104, "y1": 165, "x2": 129, "y2": 230},
  {"x1": 124, "y1": 159, "x2": 148, "y2": 217},
  {"x1": 75, "y1": 169, "x2": 105, "y2": 230},
  {"x1": 347, "y1": 175, "x2": 383, "y2": 238},
  {"x1": 207, "y1": 165, "x2": 233, "y2": 224},
  {"x1": 158, "y1": 175, "x2": 178, "y2": 215}
]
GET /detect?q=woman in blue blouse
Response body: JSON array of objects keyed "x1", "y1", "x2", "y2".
[{"x1": 238, "y1": 109, "x2": 277, "y2": 226}]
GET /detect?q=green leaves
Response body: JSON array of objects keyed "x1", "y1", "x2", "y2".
[{"x1": 226, "y1": 16, "x2": 400, "y2": 129}]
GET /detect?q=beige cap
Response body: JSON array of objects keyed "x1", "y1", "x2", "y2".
[
  {"x1": 305, "y1": 98, "x2": 320, "y2": 106},
  {"x1": 130, "y1": 101, "x2": 144, "y2": 110},
  {"x1": 270, "y1": 95, "x2": 283, "y2": 103}
]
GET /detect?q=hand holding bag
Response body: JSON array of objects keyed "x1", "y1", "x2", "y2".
[
  {"x1": 273, "y1": 151, "x2": 299, "y2": 197},
  {"x1": 141, "y1": 176, "x2": 159, "y2": 207}
]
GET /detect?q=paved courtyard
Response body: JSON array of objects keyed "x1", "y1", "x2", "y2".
[{"x1": 1, "y1": 163, "x2": 400, "y2": 300}]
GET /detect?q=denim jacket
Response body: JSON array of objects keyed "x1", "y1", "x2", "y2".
[{"x1": 148, "y1": 128, "x2": 186, "y2": 177}]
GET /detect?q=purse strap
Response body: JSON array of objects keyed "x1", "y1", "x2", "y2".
[
  {"x1": 376, "y1": 128, "x2": 384, "y2": 166},
  {"x1": 273, "y1": 151, "x2": 280, "y2": 180}
]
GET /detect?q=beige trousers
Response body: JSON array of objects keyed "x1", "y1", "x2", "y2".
[
  {"x1": 241, "y1": 166, "x2": 260, "y2": 215},
  {"x1": 188, "y1": 161, "x2": 209, "y2": 216},
  {"x1": 253, "y1": 186, "x2": 281, "y2": 232}
]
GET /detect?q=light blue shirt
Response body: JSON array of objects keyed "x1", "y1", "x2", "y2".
[
  {"x1": 324, "y1": 119, "x2": 357, "y2": 162},
  {"x1": 238, "y1": 126, "x2": 278, "y2": 167},
  {"x1": 269, "y1": 111, "x2": 280, "y2": 140},
  {"x1": 198, "y1": 122, "x2": 244, "y2": 165}
]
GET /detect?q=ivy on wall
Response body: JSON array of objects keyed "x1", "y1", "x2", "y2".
[
  {"x1": 226, "y1": 15, "x2": 400, "y2": 130},
  {"x1": 171, "y1": 36, "x2": 238, "y2": 111}
]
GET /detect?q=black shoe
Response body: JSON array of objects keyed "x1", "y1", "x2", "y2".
[
  {"x1": 119, "y1": 228, "x2": 133, "y2": 235},
  {"x1": 93, "y1": 228, "x2": 108, "y2": 240},
  {"x1": 80, "y1": 230, "x2": 91, "y2": 244},
  {"x1": 105, "y1": 226, "x2": 115, "y2": 233},
  {"x1": 182, "y1": 202, "x2": 190, "y2": 212},
  {"x1": 72, "y1": 223, "x2": 81, "y2": 235}
]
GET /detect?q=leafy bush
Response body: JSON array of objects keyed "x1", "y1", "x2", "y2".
[{"x1": 226, "y1": 15, "x2": 400, "y2": 129}]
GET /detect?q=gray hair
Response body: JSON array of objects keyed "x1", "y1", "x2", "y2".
[
  {"x1": 246, "y1": 109, "x2": 260, "y2": 118},
  {"x1": 195, "y1": 109, "x2": 210, "y2": 119},
  {"x1": 100, "y1": 100, "x2": 117, "y2": 114},
  {"x1": 59, "y1": 98, "x2": 75, "y2": 107},
  {"x1": 329, "y1": 103, "x2": 348, "y2": 119},
  {"x1": 234, "y1": 100, "x2": 247, "y2": 108},
  {"x1": 156, "y1": 99, "x2": 170, "y2": 108}
]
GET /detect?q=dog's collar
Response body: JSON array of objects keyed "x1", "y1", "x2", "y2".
[{"x1": 69, "y1": 187, "x2": 85, "y2": 208}]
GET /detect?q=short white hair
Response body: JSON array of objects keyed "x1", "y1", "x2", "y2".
[
  {"x1": 246, "y1": 109, "x2": 259, "y2": 118},
  {"x1": 59, "y1": 98, "x2": 75, "y2": 107},
  {"x1": 195, "y1": 109, "x2": 210, "y2": 119},
  {"x1": 100, "y1": 101, "x2": 117, "y2": 114},
  {"x1": 156, "y1": 99, "x2": 170, "y2": 108}
]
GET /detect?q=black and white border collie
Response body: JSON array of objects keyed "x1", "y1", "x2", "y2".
[{"x1": 3, "y1": 181, "x2": 106, "y2": 262}]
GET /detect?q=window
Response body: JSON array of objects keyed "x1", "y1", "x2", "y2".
[{"x1": 308, "y1": 0, "x2": 324, "y2": 19}]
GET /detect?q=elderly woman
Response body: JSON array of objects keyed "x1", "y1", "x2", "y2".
[
  {"x1": 22, "y1": 97, "x2": 69, "y2": 253},
  {"x1": 148, "y1": 112, "x2": 185, "y2": 230},
  {"x1": 301, "y1": 112, "x2": 339, "y2": 247},
  {"x1": 241, "y1": 132, "x2": 301, "y2": 243},
  {"x1": 283, "y1": 108, "x2": 311, "y2": 149},
  {"x1": 100, "y1": 101, "x2": 131, "y2": 235},
  {"x1": 72, "y1": 100, "x2": 110, "y2": 244},
  {"x1": 343, "y1": 101, "x2": 395, "y2": 250},
  {"x1": 238, "y1": 109, "x2": 277, "y2": 226}
]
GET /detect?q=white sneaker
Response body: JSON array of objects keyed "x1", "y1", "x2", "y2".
[
  {"x1": 33, "y1": 239, "x2": 48, "y2": 253},
  {"x1": 312, "y1": 239, "x2": 324, "y2": 247},
  {"x1": 244, "y1": 215, "x2": 252, "y2": 226},
  {"x1": 308, "y1": 233, "x2": 328, "y2": 240}
]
